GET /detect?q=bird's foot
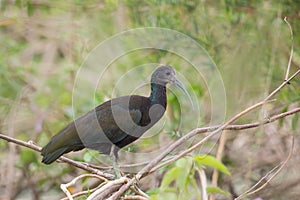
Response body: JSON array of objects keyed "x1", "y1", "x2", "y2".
[{"x1": 112, "y1": 158, "x2": 124, "y2": 178}]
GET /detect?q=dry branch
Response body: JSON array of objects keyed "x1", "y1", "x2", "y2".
[
  {"x1": 108, "y1": 67, "x2": 300, "y2": 199},
  {"x1": 86, "y1": 177, "x2": 128, "y2": 200},
  {"x1": 0, "y1": 133, "x2": 114, "y2": 179},
  {"x1": 1, "y1": 103, "x2": 300, "y2": 199},
  {"x1": 1, "y1": 50, "x2": 300, "y2": 200},
  {"x1": 60, "y1": 174, "x2": 107, "y2": 200},
  {"x1": 123, "y1": 195, "x2": 149, "y2": 200},
  {"x1": 284, "y1": 17, "x2": 294, "y2": 81},
  {"x1": 235, "y1": 137, "x2": 295, "y2": 199}
]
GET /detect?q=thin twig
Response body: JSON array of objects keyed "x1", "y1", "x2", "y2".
[
  {"x1": 81, "y1": 159, "x2": 158, "y2": 170},
  {"x1": 268, "y1": 68, "x2": 300, "y2": 99},
  {"x1": 209, "y1": 131, "x2": 227, "y2": 200},
  {"x1": 86, "y1": 177, "x2": 128, "y2": 200},
  {"x1": 130, "y1": 185, "x2": 150, "y2": 199},
  {"x1": 149, "y1": 100, "x2": 273, "y2": 175},
  {"x1": 1, "y1": 95, "x2": 300, "y2": 199},
  {"x1": 0, "y1": 133, "x2": 114, "y2": 179},
  {"x1": 150, "y1": 70, "x2": 299, "y2": 173},
  {"x1": 1, "y1": 105, "x2": 299, "y2": 179},
  {"x1": 123, "y1": 195, "x2": 148, "y2": 200},
  {"x1": 107, "y1": 178, "x2": 136, "y2": 200},
  {"x1": 284, "y1": 17, "x2": 294, "y2": 81},
  {"x1": 60, "y1": 174, "x2": 107, "y2": 200},
  {"x1": 111, "y1": 68, "x2": 300, "y2": 199},
  {"x1": 59, "y1": 157, "x2": 113, "y2": 179},
  {"x1": 93, "y1": 184, "x2": 123, "y2": 200},
  {"x1": 150, "y1": 106, "x2": 300, "y2": 172},
  {"x1": 198, "y1": 169, "x2": 208, "y2": 200},
  {"x1": 60, "y1": 183, "x2": 105, "y2": 200},
  {"x1": 108, "y1": 100, "x2": 270, "y2": 200},
  {"x1": 0, "y1": 134, "x2": 42, "y2": 151},
  {"x1": 235, "y1": 165, "x2": 281, "y2": 200},
  {"x1": 235, "y1": 136, "x2": 295, "y2": 200}
]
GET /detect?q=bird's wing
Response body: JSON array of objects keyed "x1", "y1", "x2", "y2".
[
  {"x1": 41, "y1": 122, "x2": 84, "y2": 164},
  {"x1": 41, "y1": 100, "x2": 143, "y2": 163},
  {"x1": 77, "y1": 104, "x2": 142, "y2": 149},
  {"x1": 98, "y1": 104, "x2": 142, "y2": 143}
]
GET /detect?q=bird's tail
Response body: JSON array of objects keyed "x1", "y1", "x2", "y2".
[
  {"x1": 41, "y1": 122, "x2": 84, "y2": 164},
  {"x1": 41, "y1": 146, "x2": 69, "y2": 164}
]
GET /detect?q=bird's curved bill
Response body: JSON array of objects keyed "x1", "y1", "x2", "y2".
[{"x1": 174, "y1": 78, "x2": 194, "y2": 109}]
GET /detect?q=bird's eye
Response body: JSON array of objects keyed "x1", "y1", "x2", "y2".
[{"x1": 166, "y1": 72, "x2": 171, "y2": 76}]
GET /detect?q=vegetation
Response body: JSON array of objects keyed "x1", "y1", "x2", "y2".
[{"x1": 0, "y1": 1, "x2": 300, "y2": 199}]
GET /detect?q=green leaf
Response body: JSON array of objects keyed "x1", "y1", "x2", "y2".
[
  {"x1": 176, "y1": 157, "x2": 189, "y2": 168},
  {"x1": 146, "y1": 188, "x2": 160, "y2": 196},
  {"x1": 194, "y1": 154, "x2": 230, "y2": 175},
  {"x1": 189, "y1": 175, "x2": 202, "y2": 199},
  {"x1": 207, "y1": 186, "x2": 231, "y2": 196},
  {"x1": 155, "y1": 192, "x2": 178, "y2": 200},
  {"x1": 175, "y1": 158, "x2": 192, "y2": 190},
  {"x1": 160, "y1": 167, "x2": 181, "y2": 190},
  {"x1": 149, "y1": 195, "x2": 158, "y2": 200}
]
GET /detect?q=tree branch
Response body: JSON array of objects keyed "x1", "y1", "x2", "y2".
[
  {"x1": 284, "y1": 17, "x2": 294, "y2": 81},
  {"x1": 141, "y1": 69, "x2": 300, "y2": 179},
  {"x1": 0, "y1": 133, "x2": 114, "y2": 179},
  {"x1": 150, "y1": 106, "x2": 300, "y2": 173},
  {"x1": 86, "y1": 177, "x2": 128, "y2": 200},
  {"x1": 109, "y1": 68, "x2": 300, "y2": 199},
  {"x1": 235, "y1": 136, "x2": 295, "y2": 200},
  {"x1": 1, "y1": 71, "x2": 299, "y2": 200},
  {"x1": 1, "y1": 103, "x2": 299, "y2": 199},
  {"x1": 60, "y1": 174, "x2": 107, "y2": 200}
]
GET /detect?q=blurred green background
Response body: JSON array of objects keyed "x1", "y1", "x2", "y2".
[{"x1": 1, "y1": 0, "x2": 300, "y2": 199}]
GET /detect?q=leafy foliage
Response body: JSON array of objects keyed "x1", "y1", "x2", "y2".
[
  {"x1": 194, "y1": 154, "x2": 230, "y2": 175},
  {"x1": 150, "y1": 156, "x2": 230, "y2": 199},
  {"x1": 0, "y1": 0, "x2": 300, "y2": 199}
]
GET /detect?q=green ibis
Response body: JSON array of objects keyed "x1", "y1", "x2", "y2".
[{"x1": 41, "y1": 66, "x2": 191, "y2": 165}]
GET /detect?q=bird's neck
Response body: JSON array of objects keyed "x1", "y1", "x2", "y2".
[{"x1": 149, "y1": 83, "x2": 167, "y2": 107}]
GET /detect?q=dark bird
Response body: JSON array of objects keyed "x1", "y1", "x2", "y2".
[{"x1": 41, "y1": 66, "x2": 191, "y2": 165}]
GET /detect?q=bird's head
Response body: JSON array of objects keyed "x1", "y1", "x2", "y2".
[
  {"x1": 151, "y1": 65, "x2": 193, "y2": 105},
  {"x1": 151, "y1": 65, "x2": 176, "y2": 86}
]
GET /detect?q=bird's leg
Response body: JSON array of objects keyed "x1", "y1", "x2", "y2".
[{"x1": 110, "y1": 145, "x2": 122, "y2": 178}]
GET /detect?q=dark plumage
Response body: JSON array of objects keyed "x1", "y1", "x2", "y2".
[{"x1": 41, "y1": 66, "x2": 190, "y2": 164}]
